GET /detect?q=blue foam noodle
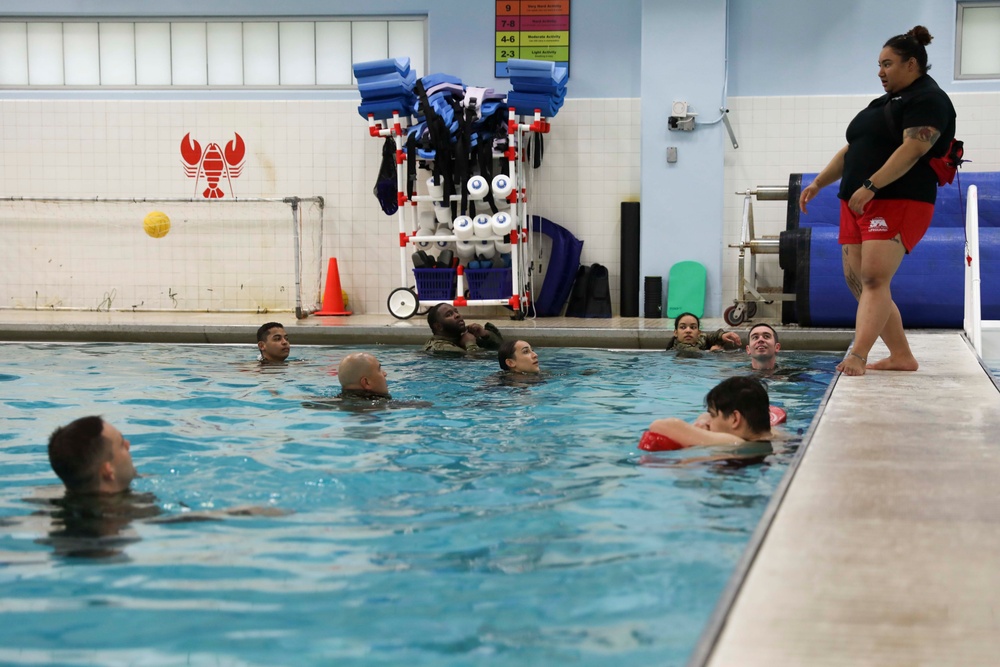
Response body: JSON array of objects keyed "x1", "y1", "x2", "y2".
[
  {"x1": 357, "y1": 71, "x2": 417, "y2": 97},
  {"x1": 352, "y1": 57, "x2": 410, "y2": 78},
  {"x1": 510, "y1": 80, "x2": 567, "y2": 95},
  {"x1": 420, "y1": 72, "x2": 463, "y2": 89},
  {"x1": 505, "y1": 58, "x2": 555, "y2": 74},
  {"x1": 358, "y1": 96, "x2": 416, "y2": 121}
]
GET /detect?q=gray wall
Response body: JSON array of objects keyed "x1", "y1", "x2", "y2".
[
  {"x1": 0, "y1": 0, "x2": 642, "y2": 99},
  {"x1": 728, "y1": 0, "x2": 1000, "y2": 96}
]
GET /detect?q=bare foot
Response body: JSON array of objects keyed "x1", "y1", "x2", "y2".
[
  {"x1": 835, "y1": 355, "x2": 867, "y2": 376},
  {"x1": 867, "y1": 355, "x2": 919, "y2": 372}
]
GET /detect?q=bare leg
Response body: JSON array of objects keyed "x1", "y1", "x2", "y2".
[{"x1": 836, "y1": 239, "x2": 918, "y2": 376}]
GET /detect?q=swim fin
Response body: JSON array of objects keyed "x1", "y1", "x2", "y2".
[
  {"x1": 583, "y1": 263, "x2": 612, "y2": 318},
  {"x1": 564, "y1": 265, "x2": 591, "y2": 317}
]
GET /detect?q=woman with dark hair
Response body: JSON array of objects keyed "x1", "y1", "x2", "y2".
[
  {"x1": 665, "y1": 312, "x2": 741, "y2": 355},
  {"x1": 498, "y1": 339, "x2": 540, "y2": 374},
  {"x1": 798, "y1": 26, "x2": 956, "y2": 376}
]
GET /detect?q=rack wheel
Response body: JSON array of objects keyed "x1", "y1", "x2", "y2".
[
  {"x1": 746, "y1": 302, "x2": 758, "y2": 319},
  {"x1": 724, "y1": 304, "x2": 746, "y2": 327},
  {"x1": 387, "y1": 287, "x2": 419, "y2": 319}
]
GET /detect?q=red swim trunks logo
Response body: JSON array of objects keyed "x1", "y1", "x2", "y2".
[
  {"x1": 180, "y1": 133, "x2": 246, "y2": 199},
  {"x1": 867, "y1": 217, "x2": 888, "y2": 233}
]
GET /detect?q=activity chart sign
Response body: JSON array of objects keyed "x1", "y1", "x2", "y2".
[{"x1": 495, "y1": 1, "x2": 570, "y2": 78}]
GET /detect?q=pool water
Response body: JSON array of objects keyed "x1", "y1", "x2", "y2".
[{"x1": 0, "y1": 343, "x2": 838, "y2": 666}]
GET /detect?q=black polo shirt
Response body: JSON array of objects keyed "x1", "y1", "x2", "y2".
[{"x1": 839, "y1": 74, "x2": 956, "y2": 205}]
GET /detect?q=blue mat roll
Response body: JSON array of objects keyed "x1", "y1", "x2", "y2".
[
  {"x1": 800, "y1": 227, "x2": 965, "y2": 327},
  {"x1": 782, "y1": 172, "x2": 1000, "y2": 327}
]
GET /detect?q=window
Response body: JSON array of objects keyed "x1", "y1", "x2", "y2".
[
  {"x1": 0, "y1": 17, "x2": 426, "y2": 88},
  {"x1": 956, "y1": 2, "x2": 1000, "y2": 79}
]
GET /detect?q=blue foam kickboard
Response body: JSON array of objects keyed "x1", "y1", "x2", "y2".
[{"x1": 352, "y1": 57, "x2": 410, "y2": 78}]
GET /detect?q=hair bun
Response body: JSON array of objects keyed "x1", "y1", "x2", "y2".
[{"x1": 907, "y1": 25, "x2": 933, "y2": 46}]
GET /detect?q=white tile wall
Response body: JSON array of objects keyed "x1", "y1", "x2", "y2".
[
  {"x1": 2, "y1": 92, "x2": 993, "y2": 317},
  {"x1": 0, "y1": 98, "x2": 640, "y2": 316},
  {"x1": 722, "y1": 91, "x2": 1000, "y2": 320}
]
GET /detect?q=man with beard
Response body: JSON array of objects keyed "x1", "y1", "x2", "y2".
[{"x1": 423, "y1": 304, "x2": 503, "y2": 356}]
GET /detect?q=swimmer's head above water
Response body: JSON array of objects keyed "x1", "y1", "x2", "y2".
[
  {"x1": 337, "y1": 352, "x2": 390, "y2": 398},
  {"x1": 256, "y1": 322, "x2": 290, "y2": 363},
  {"x1": 673, "y1": 312, "x2": 701, "y2": 346},
  {"x1": 48, "y1": 416, "x2": 137, "y2": 495},
  {"x1": 498, "y1": 339, "x2": 540, "y2": 374}
]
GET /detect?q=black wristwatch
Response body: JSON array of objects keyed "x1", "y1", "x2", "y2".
[{"x1": 862, "y1": 179, "x2": 880, "y2": 193}]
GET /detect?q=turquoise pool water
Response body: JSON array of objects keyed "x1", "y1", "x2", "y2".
[{"x1": 0, "y1": 343, "x2": 838, "y2": 666}]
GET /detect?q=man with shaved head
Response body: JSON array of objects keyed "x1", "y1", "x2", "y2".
[{"x1": 337, "y1": 352, "x2": 390, "y2": 399}]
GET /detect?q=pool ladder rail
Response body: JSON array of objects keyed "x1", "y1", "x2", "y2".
[{"x1": 725, "y1": 186, "x2": 797, "y2": 327}]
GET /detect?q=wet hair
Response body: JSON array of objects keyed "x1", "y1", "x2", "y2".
[
  {"x1": 256, "y1": 322, "x2": 284, "y2": 343},
  {"x1": 48, "y1": 415, "x2": 111, "y2": 492},
  {"x1": 705, "y1": 377, "x2": 770, "y2": 434},
  {"x1": 748, "y1": 322, "x2": 779, "y2": 343},
  {"x1": 497, "y1": 339, "x2": 517, "y2": 370},
  {"x1": 426, "y1": 303, "x2": 449, "y2": 333},
  {"x1": 884, "y1": 25, "x2": 933, "y2": 74},
  {"x1": 673, "y1": 312, "x2": 700, "y2": 331}
]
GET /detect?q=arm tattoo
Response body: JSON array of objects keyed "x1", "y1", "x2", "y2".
[{"x1": 904, "y1": 126, "x2": 941, "y2": 144}]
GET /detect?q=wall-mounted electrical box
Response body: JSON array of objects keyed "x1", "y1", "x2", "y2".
[{"x1": 668, "y1": 101, "x2": 697, "y2": 132}]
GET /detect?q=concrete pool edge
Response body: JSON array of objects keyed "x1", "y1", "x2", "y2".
[
  {"x1": 0, "y1": 313, "x2": 863, "y2": 349},
  {"x1": 692, "y1": 331, "x2": 1000, "y2": 666},
  {"x1": 685, "y1": 362, "x2": 842, "y2": 667}
]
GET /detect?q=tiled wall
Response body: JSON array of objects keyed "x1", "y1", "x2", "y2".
[
  {"x1": 0, "y1": 97, "x2": 639, "y2": 315},
  {"x1": 2, "y1": 92, "x2": 994, "y2": 316},
  {"x1": 722, "y1": 91, "x2": 1000, "y2": 320}
]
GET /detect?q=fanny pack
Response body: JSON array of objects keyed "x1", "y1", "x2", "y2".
[{"x1": 883, "y1": 101, "x2": 966, "y2": 186}]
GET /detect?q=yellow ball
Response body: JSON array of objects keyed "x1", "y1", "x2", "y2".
[{"x1": 143, "y1": 211, "x2": 171, "y2": 238}]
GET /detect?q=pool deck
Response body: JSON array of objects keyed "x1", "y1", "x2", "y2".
[
  {"x1": 696, "y1": 331, "x2": 1000, "y2": 667},
  {"x1": 2, "y1": 312, "x2": 997, "y2": 665},
  {"x1": 0, "y1": 310, "x2": 853, "y2": 350}
]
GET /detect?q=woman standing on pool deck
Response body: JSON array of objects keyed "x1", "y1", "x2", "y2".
[{"x1": 798, "y1": 26, "x2": 956, "y2": 376}]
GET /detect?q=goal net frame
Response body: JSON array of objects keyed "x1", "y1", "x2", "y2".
[{"x1": 0, "y1": 196, "x2": 325, "y2": 318}]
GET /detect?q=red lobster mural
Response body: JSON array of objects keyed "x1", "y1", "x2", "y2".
[{"x1": 180, "y1": 133, "x2": 246, "y2": 199}]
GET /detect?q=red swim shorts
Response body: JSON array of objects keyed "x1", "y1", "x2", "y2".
[{"x1": 838, "y1": 199, "x2": 935, "y2": 252}]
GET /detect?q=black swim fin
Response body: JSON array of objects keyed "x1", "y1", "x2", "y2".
[
  {"x1": 583, "y1": 263, "x2": 612, "y2": 318},
  {"x1": 564, "y1": 265, "x2": 591, "y2": 317}
]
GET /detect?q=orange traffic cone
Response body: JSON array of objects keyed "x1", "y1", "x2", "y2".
[{"x1": 315, "y1": 258, "x2": 352, "y2": 316}]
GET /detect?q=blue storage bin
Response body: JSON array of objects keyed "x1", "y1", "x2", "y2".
[
  {"x1": 413, "y1": 268, "x2": 456, "y2": 301},
  {"x1": 466, "y1": 267, "x2": 512, "y2": 300}
]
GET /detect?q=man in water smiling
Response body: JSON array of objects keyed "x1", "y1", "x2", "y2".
[{"x1": 745, "y1": 323, "x2": 781, "y2": 371}]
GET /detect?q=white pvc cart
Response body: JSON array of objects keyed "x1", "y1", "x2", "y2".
[{"x1": 365, "y1": 107, "x2": 552, "y2": 320}]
